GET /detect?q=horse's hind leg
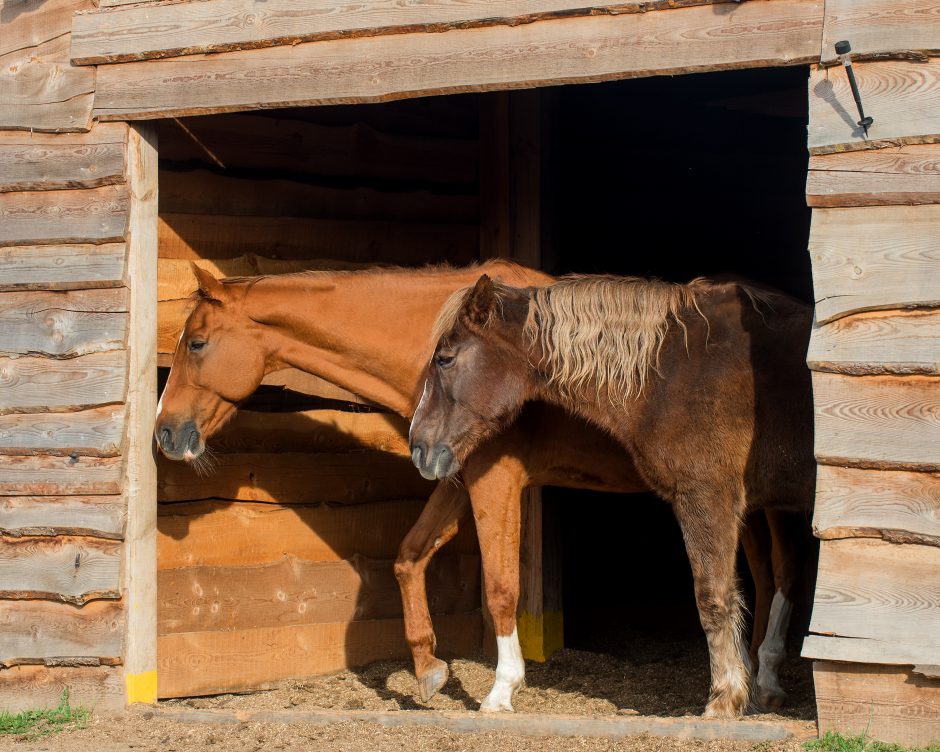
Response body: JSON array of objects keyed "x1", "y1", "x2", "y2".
[
  {"x1": 740, "y1": 511, "x2": 774, "y2": 666},
  {"x1": 674, "y1": 493, "x2": 750, "y2": 719},
  {"x1": 394, "y1": 481, "x2": 470, "y2": 702}
]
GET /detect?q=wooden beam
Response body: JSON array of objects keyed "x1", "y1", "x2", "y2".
[
  {"x1": 820, "y1": 0, "x2": 940, "y2": 65},
  {"x1": 0, "y1": 496, "x2": 125, "y2": 539},
  {"x1": 807, "y1": 143, "x2": 940, "y2": 207},
  {"x1": 0, "y1": 454, "x2": 124, "y2": 496},
  {"x1": 809, "y1": 60, "x2": 940, "y2": 154},
  {"x1": 813, "y1": 372, "x2": 940, "y2": 470},
  {"x1": 0, "y1": 405, "x2": 126, "y2": 457},
  {"x1": 0, "y1": 665, "x2": 124, "y2": 713},
  {"x1": 0, "y1": 185, "x2": 128, "y2": 247},
  {"x1": 0, "y1": 60, "x2": 95, "y2": 133},
  {"x1": 803, "y1": 634, "x2": 937, "y2": 666},
  {"x1": 0, "y1": 0, "x2": 92, "y2": 61},
  {"x1": 809, "y1": 205, "x2": 940, "y2": 324},
  {"x1": 92, "y1": 0, "x2": 823, "y2": 120},
  {"x1": 0, "y1": 536, "x2": 122, "y2": 603},
  {"x1": 814, "y1": 465, "x2": 940, "y2": 547},
  {"x1": 0, "y1": 243, "x2": 127, "y2": 292},
  {"x1": 0, "y1": 600, "x2": 124, "y2": 664}
]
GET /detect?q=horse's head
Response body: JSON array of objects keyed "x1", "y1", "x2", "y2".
[
  {"x1": 409, "y1": 275, "x2": 534, "y2": 480},
  {"x1": 155, "y1": 265, "x2": 267, "y2": 462}
]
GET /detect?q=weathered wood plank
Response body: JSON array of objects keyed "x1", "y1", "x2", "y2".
[
  {"x1": 0, "y1": 351, "x2": 128, "y2": 415},
  {"x1": 810, "y1": 538, "x2": 940, "y2": 656},
  {"x1": 158, "y1": 213, "x2": 478, "y2": 264},
  {"x1": 156, "y1": 451, "x2": 433, "y2": 503},
  {"x1": 814, "y1": 465, "x2": 940, "y2": 547},
  {"x1": 158, "y1": 553, "x2": 480, "y2": 634},
  {"x1": 0, "y1": 405, "x2": 125, "y2": 457},
  {"x1": 0, "y1": 243, "x2": 127, "y2": 292},
  {"x1": 0, "y1": 127, "x2": 127, "y2": 193},
  {"x1": 803, "y1": 634, "x2": 937, "y2": 666},
  {"x1": 0, "y1": 454, "x2": 124, "y2": 496},
  {"x1": 0, "y1": 600, "x2": 124, "y2": 664},
  {"x1": 0, "y1": 185, "x2": 128, "y2": 247},
  {"x1": 93, "y1": 0, "x2": 823, "y2": 120},
  {"x1": 820, "y1": 0, "x2": 940, "y2": 65},
  {"x1": 807, "y1": 143, "x2": 940, "y2": 207},
  {"x1": 0, "y1": 288, "x2": 128, "y2": 358},
  {"x1": 0, "y1": 665, "x2": 124, "y2": 713},
  {"x1": 813, "y1": 372, "x2": 940, "y2": 470},
  {"x1": 0, "y1": 61, "x2": 95, "y2": 133},
  {"x1": 808, "y1": 310, "x2": 940, "y2": 376},
  {"x1": 809, "y1": 205, "x2": 940, "y2": 324},
  {"x1": 809, "y1": 60, "x2": 940, "y2": 154},
  {"x1": 0, "y1": 496, "x2": 125, "y2": 539},
  {"x1": 813, "y1": 661, "x2": 940, "y2": 748},
  {"x1": 157, "y1": 611, "x2": 483, "y2": 698},
  {"x1": 157, "y1": 499, "x2": 479, "y2": 569},
  {"x1": 0, "y1": 536, "x2": 122, "y2": 603},
  {"x1": 0, "y1": 0, "x2": 93, "y2": 61}
]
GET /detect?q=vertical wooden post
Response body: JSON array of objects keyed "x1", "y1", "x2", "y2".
[{"x1": 122, "y1": 123, "x2": 159, "y2": 704}]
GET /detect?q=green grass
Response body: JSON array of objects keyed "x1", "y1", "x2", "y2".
[
  {"x1": 805, "y1": 731, "x2": 940, "y2": 752},
  {"x1": 0, "y1": 689, "x2": 89, "y2": 738}
]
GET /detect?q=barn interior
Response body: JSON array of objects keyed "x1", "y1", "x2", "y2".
[{"x1": 152, "y1": 64, "x2": 816, "y2": 704}]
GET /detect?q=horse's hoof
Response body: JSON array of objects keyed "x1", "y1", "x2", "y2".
[
  {"x1": 480, "y1": 684, "x2": 516, "y2": 713},
  {"x1": 417, "y1": 659, "x2": 449, "y2": 703},
  {"x1": 703, "y1": 699, "x2": 745, "y2": 720},
  {"x1": 479, "y1": 698, "x2": 514, "y2": 713},
  {"x1": 756, "y1": 686, "x2": 787, "y2": 712}
]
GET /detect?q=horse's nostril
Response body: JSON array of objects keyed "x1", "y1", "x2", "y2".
[
  {"x1": 186, "y1": 429, "x2": 201, "y2": 452},
  {"x1": 411, "y1": 443, "x2": 426, "y2": 470},
  {"x1": 159, "y1": 427, "x2": 172, "y2": 450}
]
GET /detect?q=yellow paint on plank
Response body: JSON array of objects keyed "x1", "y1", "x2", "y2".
[
  {"x1": 125, "y1": 670, "x2": 157, "y2": 704},
  {"x1": 518, "y1": 610, "x2": 563, "y2": 663}
]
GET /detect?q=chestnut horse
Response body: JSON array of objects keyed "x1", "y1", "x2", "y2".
[
  {"x1": 155, "y1": 261, "x2": 803, "y2": 713},
  {"x1": 409, "y1": 274, "x2": 815, "y2": 718}
]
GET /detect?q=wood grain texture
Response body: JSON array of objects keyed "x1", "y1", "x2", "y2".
[
  {"x1": 810, "y1": 538, "x2": 940, "y2": 658},
  {"x1": 0, "y1": 60, "x2": 95, "y2": 133},
  {"x1": 93, "y1": 0, "x2": 823, "y2": 120},
  {"x1": 0, "y1": 185, "x2": 128, "y2": 247},
  {"x1": 156, "y1": 451, "x2": 433, "y2": 503},
  {"x1": 807, "y1": 143, "x2": 940, "y2": 207},
  {"x1": 809, "y1": 205, "x2": 940, "y2": 324},
  {"x1": 0, "y1": 536, "x2": 122, "y2": 603},
  {"x1": 157, "y1": 611, "x2": 483, "y2": 697},
  {"x1": 157, "y1": 499, "x2": 479, "y2": 569},
  {"x1": 0, "y1": 454, "x2": 124, "y2": 496},
  {"x1": 813, "y1": 661, "x2": 940, "y2": 747},
  {"x1": 158, "y1": 553, "x2": 480, "y2": 634},
  {"x1": 0, "y1": 600, "x2": 124, "y2": 664},
  {"x1": 820, "y1": 0, "x2": 940, "y2": 65},
  {"x1": 813, "y1": 373, "x2": 940, "y2": 470},
  {"x1": 0, "y1": 496, "x2": 125, "y2": 539},
  {"x1": 0, "y1": 0, "x2": 93, "y2": 61},
  {"x1": 0, "y1": 288, "x2": 128, "y2": 358},
  {"x1": 0, "y1": 243, "x2": 127, "y2": 292},
  {"x1": 803, "y1": 634, "x2": 937, "y2": 666},
  {"x1": 0, "y1": 351, "x2": 127, "y2": 415},
  {"x1": 0, "y1": 405, "x2": 125, "y2": 457},
  {"x1": 814, "y1": 465, "x2": 940, "y2": 547},
  {"x1": 809, "y1": 60, "x2": 940, "y2": 154},
  {"x1": 808, "y1": 310, "x2": 940, "y2": 375},
  {"x1": 0, "y1": 665, "x2": 124, "y2": 713}
]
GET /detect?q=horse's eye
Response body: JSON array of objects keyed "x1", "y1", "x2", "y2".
[
  {"x1": 188, "y1": 340, "x2": 206, "y2": 353},
  {"x1": 434, "y1": 352, "x2": 456, "y2": 369}
]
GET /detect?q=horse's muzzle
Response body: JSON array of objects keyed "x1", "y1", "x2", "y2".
[
  {"x1": 156, "y1": 420, "x2": 202, "y2": 461},
  {"x1": 410, "y1": 441, "x2": 458, "y2": 480}
]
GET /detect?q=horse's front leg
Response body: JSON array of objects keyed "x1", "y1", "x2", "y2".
[{"x1": 394, "y1": 481, "x2": 470, "y2": 702}]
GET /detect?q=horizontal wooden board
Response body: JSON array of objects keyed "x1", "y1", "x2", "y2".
[
  {"x1": 0, "y1": 243, "x2": 127, "y2": 292},
  {"x1": 803, "y1": 634, "x2": 937, "y2": 666},
  {"x1": 0, "y1": 288, "x2": 128, "y2": 358},
  {"x1": 0, "y1": 536, "x2": 122, "y2": 603},
  {"x1": 158, "y1": 213, "x2": 478, "y2": 264},
  {"x1": 807, "y1": 143, "x2": 940, "y2": 207},
  {"x1": 156, "y1": 451, "x2": 433, "y2": 503},
  {"x1": 813, "y1": 661, "x2": 940, "y2": 748},
  {"x1": 814, "y1": 465, "x2": 940, "y2": 547},
  {"x1": 0, "y1": 127, "x2": 126, "y2": 193},
  {"x1": 158, "y1": 553, "x2": 480, "y2": 634},
  {"x1": 93, "y1": 0, "x2": 823, "y2": 120},
  {"x1": 0, "y1": 185, "x2": 128, "y2": 247},
  {"x1": 0, "y1": 0, "x2": 92, "y2": 61},
  {"x1": 813, "y1": 372, "x2": 940, "y2": 470},
  {"x1": 0, "y1": 351, "x2": 128, "y2": 415},
  {"x1": 0, "y1": 665, "x2": 124, "y2": 713},
  {"x1": 157, "y1": 498, "x2": 479, "y2": 569},
  {"x1": 157, "y1": 610, "x2": 483, "y2": 697},
  {"x1": 810, "y1": 538, "x2": 940, "y2": 658},
  {"x1": 0, "y1": 454, "x2": 124, "y2": 496},
  {"x1": 0, "y1": 599, "x2": 124, "y2": 664},
  {"x1": 0, "y1": 405, "x2": 125, "y2": 457},
  {"x1": 0, "y1": 60, "x2": 95, "y2": 133},
  {"x1": 807, "y1": 310, "x2": 940, "y2": 375},
  {"x1": 809, "y1": 205, "x2": 940, "y2": 323},
  {"x1": 820, "y1": 0, "x2": 940, "y2": 65},
  {"x1": 0, "y1": 496, "x2": 125, "y2": 539},
  {"x1": 809, "y1": 60, "x2": 940, "y2": 154}
]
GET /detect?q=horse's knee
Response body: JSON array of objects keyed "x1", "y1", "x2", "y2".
[{"x1": 394, "y1": 551, "x2": 420, "y2": 584}]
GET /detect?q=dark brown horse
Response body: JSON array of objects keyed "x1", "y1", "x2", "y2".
[{"x1": 410, "y1": 274, "x2": 815, "y2": 718}]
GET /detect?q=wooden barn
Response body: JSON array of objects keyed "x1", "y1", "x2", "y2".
[{"x1": 1, "y1": 0, "x2": 938, "y2": 745}]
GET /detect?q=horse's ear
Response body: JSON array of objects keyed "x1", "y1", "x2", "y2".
[
  {"x1": 461, "y1": 274, "x2": 497, "y2": 328},
  {"x1": 190, "y1": 263, "x2": 227, "y2": 303}
]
